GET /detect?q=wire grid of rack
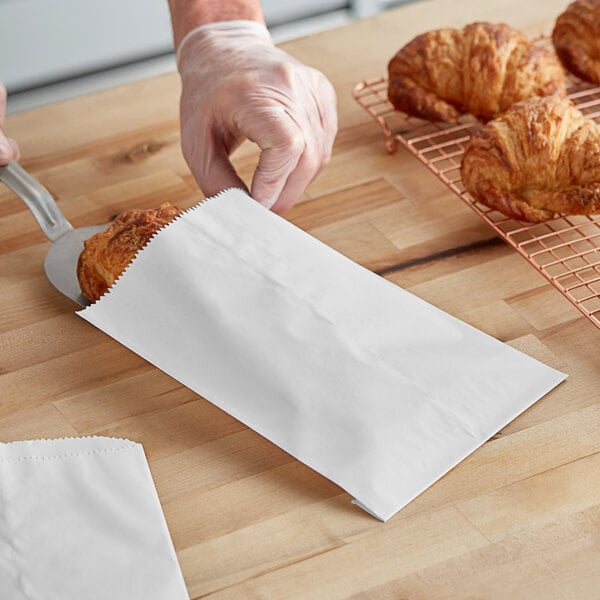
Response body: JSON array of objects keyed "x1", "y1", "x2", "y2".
[{"x1": 353, "y1": 74, "x2": 600, "y2": 330}]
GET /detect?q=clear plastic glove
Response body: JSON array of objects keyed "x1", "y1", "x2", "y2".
[
  {"x1": 0, "y1": 83, "x2": 19, "y2": 165},
  {"x1": 177, "y1": 20, "x2": 337, "y2": 214}
]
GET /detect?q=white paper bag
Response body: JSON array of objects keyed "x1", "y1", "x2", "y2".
[
  {"x1": 79, "y1": 189, "x2": 566, "y2": 521},
  {"x1": 0, "y1": 437, "x2": 189, "y2": 600}
]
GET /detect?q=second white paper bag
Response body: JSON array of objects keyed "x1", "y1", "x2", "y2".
[{"x1": 79, "y1": 189, "x2": 566, "y2": 521}]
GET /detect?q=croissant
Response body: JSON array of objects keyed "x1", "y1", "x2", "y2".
[
  {"x1": 388, "y1": 22, "x2": 566, "y2": 122},
  {"x1": 460, "y1": 96, "x2": 600, "y2": 222},
  {"x1": 77, "y1": 202, "x2": 183, "y2": 302},
  {"x1": 552, "y1": 0, "x2": 600, "y2": 84}
]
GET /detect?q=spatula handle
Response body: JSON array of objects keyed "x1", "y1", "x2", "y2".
[{"x1": 0, "y1": 161, "x2": 73, "y2": 242}]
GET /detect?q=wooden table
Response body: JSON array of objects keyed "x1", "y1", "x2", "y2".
[{"x1": 2, "y1": 0, "x2": 600, "y2": 597}]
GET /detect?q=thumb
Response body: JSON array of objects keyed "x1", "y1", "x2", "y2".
[
  {"x1": 0, "y1": 82, "x2": 7, "y2": 129},
  {"x1": 0, "y1": 83, "x2": 18, "y2": 165}
]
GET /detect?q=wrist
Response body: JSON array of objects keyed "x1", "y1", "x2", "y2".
[
  {"x1": 168, "y1": 0, "x2": 265, "y2": 48},
  {"x1": 176, "y1": 20, "x2": 273, "y2": 69}
]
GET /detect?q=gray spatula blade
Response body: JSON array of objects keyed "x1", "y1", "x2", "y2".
[
  {"x1": 44, "y1": 224, "x2": 106, "y2": 305},
  {"x1": 0, "y1": 161, "x2": 110, "y2": 306}
]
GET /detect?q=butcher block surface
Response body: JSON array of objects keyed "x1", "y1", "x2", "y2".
[{"x1": 1, "y1": 0, "x2": 599, "y2": 597}]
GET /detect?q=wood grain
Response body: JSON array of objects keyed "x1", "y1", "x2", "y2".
[{"x1": 1, "y1": 0, "x2": 599, "y2": 598}]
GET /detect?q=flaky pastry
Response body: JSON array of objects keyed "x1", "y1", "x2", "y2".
[
  {"x1": 553, "y1": 0, "x2": 600, "y2": 84},
  {"x1": 461, "y1": 96, "x2": 600, "y2": 222},
  {"x1": 388, "y1": 22, "x2": 566, "y2": 122},
  {"x1": 77, "y1": 202, "x2": 183, "y2": 302}
]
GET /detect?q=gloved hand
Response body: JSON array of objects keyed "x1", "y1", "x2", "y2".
[
  {"x1": 0, "y1": 83, "x2": 19, "y2": 165},
  {"x1": 176, "y1": 20, "x2": 337, "y2": 214}
]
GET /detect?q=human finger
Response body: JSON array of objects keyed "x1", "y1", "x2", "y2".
[
  {"x1": 245, "y1": 106, "x2": 306, "y2": 209},
  {"x1": 0, "y1": 84, "x2": 20, "y2": 165},
  {"x1": 181, "y1": 118, "x2": 248, "y2": 198}
]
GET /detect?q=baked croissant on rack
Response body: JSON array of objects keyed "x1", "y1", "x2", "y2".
[
  {"x1": 77, "y1": 202, "x2": 183, "y2": 302},
  {"x1": 388, "y1": 22, "x2": 566, "y2": 122},
  {"x1": 553, "y1": 0, "x2": 600, "y2": 84},
  {"x1": 460, "y1": 96, "x2": 600, "y2": 223}
]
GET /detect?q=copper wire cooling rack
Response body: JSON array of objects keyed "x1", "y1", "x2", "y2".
[{"x1": 353, "y1": 76, "x2": 600, "y2": 330}]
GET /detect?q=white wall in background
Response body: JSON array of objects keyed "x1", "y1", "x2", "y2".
[
  {"x1": 0, "y1": 0, "x2": 357, "y2": 92},
  {"x1": 0, "y1": 0, "x2": 174, "y2": 91},
  {"x1": 0, "y1": 0, "x2": 415, "y2": 112},
  {"x1": 262, "y1": 0, "x2": 349, "y2": 25}
]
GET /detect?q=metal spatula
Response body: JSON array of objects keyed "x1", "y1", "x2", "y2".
[{"x1": 0, "y1": 161, "x2": 105, "y2": 305}]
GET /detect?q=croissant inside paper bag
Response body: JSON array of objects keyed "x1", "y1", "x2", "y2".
[{"x1": 77, "y1": 202, "x2": 183, "y2": 302}]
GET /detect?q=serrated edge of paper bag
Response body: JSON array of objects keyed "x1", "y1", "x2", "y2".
[{"x1": 87, "y1": 188, "x2": 245, "y2": 304}]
